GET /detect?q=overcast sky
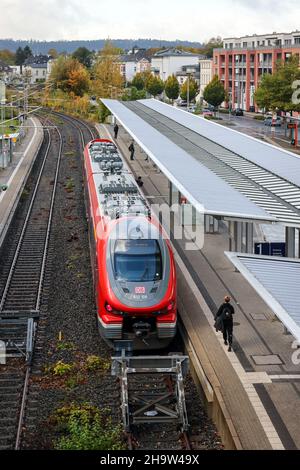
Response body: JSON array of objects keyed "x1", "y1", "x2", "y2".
[{"x1": 0, "y1": 0, "x2": 300, "y2": 42}]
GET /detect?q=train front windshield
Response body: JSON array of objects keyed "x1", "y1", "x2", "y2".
[{"x1": 114, "y1": 239, "x2": 162, "y2": 282}]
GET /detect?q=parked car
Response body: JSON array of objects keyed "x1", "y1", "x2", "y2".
[
  {"x1": 264, "y1": 116, "x2": 282, "y2": 127},
  {"x1": 202, "y1": 108, "x2": 214, "y2": 117},
  {"x1": 231, "y1": 108, "x2": 244, "y2": 116},
  {"x1": 187, "y1": 104, "x2": 197, "y2": 113},
  {"x1": 249, "y1": 106, "x2": 256, "y2": 113}
]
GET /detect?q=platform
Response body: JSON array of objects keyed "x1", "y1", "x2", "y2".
[
  {"x1": 0, "y1": 116, "x2": 43, "y2": 247},
  {"x1": 96, "y1": 121, "x2": 300, "y2": 450}
]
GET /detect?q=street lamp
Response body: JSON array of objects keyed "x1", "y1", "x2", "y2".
[
  {"x1": 186, "y1": 68, "x2": 194, "y2": 109},
  {"x1": 163, "y1": 71, "x2": 166, "y2": 102}
]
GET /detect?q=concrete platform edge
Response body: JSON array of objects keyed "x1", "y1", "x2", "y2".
[{"x1": 0, "y1": 116, "x2": 44, "y2": 248}]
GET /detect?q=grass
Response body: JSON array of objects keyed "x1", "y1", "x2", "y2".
[
  {"x1": 85, "y1": 355, "x2": 110, "y2": 372},
  {"x1": 52, "y1": 361, "x2": 74, "y2": 376},
  {"x1": 0, "y1": 119, "x2": 20, "y2": 135},
  {"x1": 204, "y1": 115, "x2": 223, "y2": 121},
  {"x1": 51, "y1": 403, "x2": 125, "y2": 450},
  {"x1": 57, "y1": 341, "x2": 75, "y2": 352},
  {"x1": 65, "y1": 178, "x2": 75, "y2": 192}
]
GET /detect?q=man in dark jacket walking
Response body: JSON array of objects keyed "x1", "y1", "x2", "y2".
[
  {"x1": 215, "y1": 296, "x2": 235, "y2": 351},
  {"x1": 128, "y1": 141, "x2": 135, "y2": 160},
  {"x1": 114, "y1": 123, "x2": 119, "y2": 139}
]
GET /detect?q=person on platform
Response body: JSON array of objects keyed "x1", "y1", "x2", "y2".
[
  {"x1": 215, "y1": 296, "x2": 235, "y2": 352},
  {"x1": 128, "y1": 141, "x2": 135, "y2": 160},
  {"x1": 114, "y1": 123, "x2": 119, "y2": 139},
  {"x1": 136, "y1": 176, "x2": 144, "y2": 188}
]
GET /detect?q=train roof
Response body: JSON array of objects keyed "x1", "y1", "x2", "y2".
[{"x1": 86, "y1": 139, "x2": 150, "y2": 221}]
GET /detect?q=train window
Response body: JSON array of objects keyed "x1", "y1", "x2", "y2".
[{"x1": 114, "y1": 239, "x2": 162, "y2": 282}]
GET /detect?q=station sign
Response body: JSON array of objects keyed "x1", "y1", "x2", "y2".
[{"x1": 255, "y1": 242, "x2": 286, "y2": 257}]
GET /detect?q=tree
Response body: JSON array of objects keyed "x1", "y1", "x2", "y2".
[
  {"x1": 255, "y1": 56, "x2": 300, "y2": 112},
  {"x1": 145, "y1": 75, "x2": 164, "y2": 97},
  {"x1": 91, "y1": 41, "x2": 124, "y2": 98},
  {"x1": 131, "y1": 71, "x2": 152, "y2": 90},
  {"x1": 50, "y1": 56, "x2": 90, "y2": 96},
  {"x1": 180, "y1": 77, "x2": 198, "y2": 101},
  {"x1": 15, "y1": 47, "x2": 26, "y2": 73},
  {"x1": 200, "y1": 37, "x2": 223, "y2": 58},
  {"x1": 203, "y1": 75, "x2": 225, "y2": 108},
  {"x1": 72, "y1": 47, "x2": 93, "y2": 68},
  {"x1": 122, "y1": 86, "x2": 147, "y2": 101},
  {"x1": 131, "y1": 73, "x2": 145, "y2": 90},
  {"x1": 165, "y1": 74, "x2": 180, "y2": 102},
  {"x1": 48, "y1": 48, "x2": 58, "y2": 59},
  {"x1": 0, "y1": 49, "x2": 15, "y2": 65},
  {"x1": 23, "y1": 45, "x2": 33, "y2": 60}
]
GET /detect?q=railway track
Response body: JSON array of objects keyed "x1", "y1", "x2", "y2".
[
  {"x1": 0, "y1": 120, "x2": 62, "y2": 449},
  {"x1": 0, "y1": 111, "x2": 96, "y2": 450}
]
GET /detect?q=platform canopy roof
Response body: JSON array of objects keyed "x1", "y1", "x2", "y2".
[
  {"x1": 140, "y1": 99, "x2": 300, "y2": 188},
  {"x1": 102, "y1": 99, "x2": 275, "y2": 223},
  {"x1": 225, "y1": 252, "x2": 300, "y2": 343}
]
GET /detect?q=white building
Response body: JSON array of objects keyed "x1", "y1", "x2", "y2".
[
  {"x1": 176, "y1": 64, "x2": 200, "y2": 86},
  {"x1": 118, "y1": 48, "x2": 151, "y2": 83},
  {"x1": 23, "y1": 55, "x2": 53, "y2": 83},
  {"x1": 199, "y1": 58, "x2": 213, "y2": 97},
  {"x1": 223, "y1": 31, "x2": 300, "y2": 49},
  {"x1": 0, "y1": 60, "x2": 14, "y2": 83},
  {"x1": 151, "y1": 48, "x2": 201, "y2": 81}
]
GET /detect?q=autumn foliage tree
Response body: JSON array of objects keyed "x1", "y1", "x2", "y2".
[
  {"x1": 91, "y1": 41, "x2": 124, "y2": 98},
  {"x1": 131, "y1": 71, "x2": 152, "y2": 90},
  {"x1": 165, "y1": 74, "x2": 180, "y2": 102},
  {"x1": 255, "y1": 56, "x2": 300, "y2": 112},
  {"x1": 180, "y1": 77, "x2": 198, "y2": 102},
  {"x1": 50, "y1": 56, "x2": 90, "y2": 96},
  {"x1": 203, "y1": 75, "x2": 225, "y2": 108},
  {"x1": 145, "y1": 75, "x2": 164, "y2": 97},
  {"x1": 0, "y1": 49, "x2": 15, "y2": 65}
]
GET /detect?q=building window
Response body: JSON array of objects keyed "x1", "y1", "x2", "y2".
[
  {"x1": 284, "y1": 39, "x2": 292, "y2": 45},
  {"x1": 295, "y1": 37, "x2": 300, "y2": 44},
  {"x1": 243, "y1": 42, "x2": 248, "y2": 48}
]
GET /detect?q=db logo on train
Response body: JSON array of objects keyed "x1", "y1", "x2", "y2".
[{"x1": 135, "y1": 286, "x2": 146, "y2": 294}]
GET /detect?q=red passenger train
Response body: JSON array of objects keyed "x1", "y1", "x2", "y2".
[{"x1": 83, "y1": 139, "x2": 177, "y2": 349}]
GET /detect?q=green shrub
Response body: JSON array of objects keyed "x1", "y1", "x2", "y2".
[
  {"x1": 52, "y1": 360, "x2": 74, "y2": 376},
  {"x1": 53, "y1": 403, "x2": 125, "y2": 450},
  {"x1": 57, "y1": 341, "x2": 74, "y2": 351},
  {"x1": 85, "y1": 355, "x2": 110, "y2": 372},
  {"x1": 253, "y1": 115, "x2": 265, "y2": 121}
]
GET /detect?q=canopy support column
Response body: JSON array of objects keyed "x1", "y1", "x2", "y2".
[{"x1": 286, "y1": 227, "x2": 296, "y2": 258}]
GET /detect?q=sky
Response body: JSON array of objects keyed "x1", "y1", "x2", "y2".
[{"x1": 0, "y1": 0, "x2": 300, "y2": 42}]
